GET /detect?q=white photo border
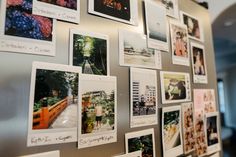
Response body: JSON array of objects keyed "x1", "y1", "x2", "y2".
[
  {"x1": 33, "y1": 0, "x2": 80, "y2": 24},
  {"x1": 205, "y1": 112, "x2": 221, "y2": 155},
  {"x1": 119, "y1": 29, "x2": 162, "y2": 70},
  {"x1": 180, "y1": 11, "x2": 204, "y2": 42},
  {"x1": 69, "y1": 29, "x2": 110, "y2": 76},
  {"x1": 144, "y1": 0, "x2": 169, "y2": 51},
  {"x1": 130, "y1": 67, "x2": 158, "y2": 128},
  {"x1": 162, "y1": 105, "x2": 183, "y2": 157},
  {"x1": 27, "y1": 62, "x2": 82, "y2": 146},
  {"x1": 169, "y1": 19, "x2": 190, "y2": 66},
  {"x1": 78, "y1": 74, "x2": 117, "y2": 149},
  {"x1": 0, "y1": 0, "x2": 56, "y2": 56},
  {"x1": 160, "y1": 71, "x2": 191, "y2": 104},
  {"x1": 88, "y1": 0, "x2": 139, "y2": 25},
  {"x1": 190, "y1": 41, "x2": 208, "y2": 84},
  {"x1": 125, "y1": 128, "x2": 156, "y2": 157}
]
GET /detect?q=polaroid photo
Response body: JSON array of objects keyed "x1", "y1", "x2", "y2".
[
  {"x1": 205, "y1": 112, "x2": 221, "y2": 155},
  {"x1": 27, "y1": 62, "x2": 81, "y2": 146},
  {"x1": 125, "y1": 128, "x2": 156, "y2": 157},
  {"x1": 19, "y1": 150, "x2": 60, "y2": 157},
  {"x1": 160, "y1": 71, "x2": 191, "y2": 104},
  {"x1": 193, "y1": 89, "x2": 217, "y2": 157},
  {"x1": 193, "y1": 89, "x2": 216, "y2": 114},
  {"x1": 69, "y1": 29, "x2": 109, "y2": 76},
  {"x1": 78, "y1": 74, "x2": 117, "y2": 149},
  {"x1": 180, "y1": 11, "x2": 204, "y2": 42},
  {"x1": 162, "y1": 106, "x2": 183, "y2": 157},
  {"x1": 0, "y1": 0, "x2": 56, "y2": 56},
  {"x1": 144, "y1": 0, "x2": 169, "y2": 51},
  {"x1": 119, "y1": 29, "x2": 162, "y2": 70},
  {"x1": 181, "y1": 102, "x2": 195, "y2": 154},
  {"x1": 156, "y1": 0, "x2": 179, "y2": 19},
  {"x1": 88, "y1": 0, "x2": 138, "y2": 25},
  {"x1": 33, "y1": 0, "x2": 80, "y2": 23},
  {"x1": 130, "y1": 67, "x2": 158, "y2": 128},
  {"x1": 169, "y1": 19, "x2": 190, "y2": 66},
  {"x1": 190, "y1": 42, "x2": 208, "y2": 84},
  {"x1": 113, "y1": 151, "x2": 142, "y2": 157}
]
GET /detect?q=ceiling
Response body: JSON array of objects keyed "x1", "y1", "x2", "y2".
[{"x1": 211, "y1": 3, "x2": 236, "y2": 72}]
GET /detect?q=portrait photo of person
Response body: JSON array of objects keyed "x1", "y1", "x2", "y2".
[
  {"x1": 192, "y1": 46, "x2": 206, "y2": 76},
  {"x1": 181, "y1": 11, "x2": 203, "y2": 41}
]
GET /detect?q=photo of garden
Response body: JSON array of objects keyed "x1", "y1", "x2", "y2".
[
  {"x1": 5, "y1": 0, "x2": 53, "y2": 41},
  {"x1": 72, "y1": 34, "x2": 108, "y2": 75},
  {"x1": 128, "y1": 134, "x2": 154, "y2": 157},
  {"x1": 32, "y1": 69, "x2": 78, "y2": 130},
  {"x1": 81, "y1": 89, "x2": 115, "y2": 134}
]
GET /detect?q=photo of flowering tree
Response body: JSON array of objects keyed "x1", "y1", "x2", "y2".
[
  {"x1": 71, "y1": 32, "x2": 108, "y2": 75},
  {"x1": 37, "y1": 0, "x2": 77, "y2": 10},
  {"x1": 4, "y1": 0, "x2": 53, "y2": 41},
  {"x1": 33, "y1": 69, "x2": 78, "y2": 130}
]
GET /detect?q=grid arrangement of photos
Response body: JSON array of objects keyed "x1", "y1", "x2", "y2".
[{"x1": 7, "y1": 0, "x2": 221, "y2": 156}]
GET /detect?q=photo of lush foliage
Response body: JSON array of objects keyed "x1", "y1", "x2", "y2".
[
  {"x1": 128, "y1": 134, "x2": 154, "y2": 157},
  {"x1": 81, "y1": 90, "x2": 115, "y2": 134},
  {"x1": 38, "y1": 0, "x2": 77, "y2": 10},
  {"x1": 5, "y1": 0, "x2": 53, "y2": 41},
  {"x1": 73, "y1": 34, "x2": 107, "y2": 75},
  {"x1": 34, "y1": 69, "x2": 78, "y2": 112},
  {"x1": 32, "y1": 69, "x2": 78, "y2": 130}
]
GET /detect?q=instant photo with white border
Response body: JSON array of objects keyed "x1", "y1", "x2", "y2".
[
  {"x1": 144, "y1": 0, "x2": 169, "y2": 51},
  {"x1": 181, "y1": 102, "x2": 195, "y2": 154},
  {"x1": 160, "y1": 71, "x2": 191, "y2": 104},
  {"x1": 119, "y1": 29, "x2": 162, "y2": 70},
  {"x1": 88, "y1": 0, "x2": 138, "y2": 25},
  {"x1": 162, "y1": 0, "x2": 179, "y2": 19},
  {"x1": 0, "y1": 0, "x2": 56, "y2": 56},
  {"x1": 69, "y1": 29, "x2": 110, "y2": 76},
  {"x1": 162, "y1": 105, "x2": 183, "y2": 157},
  {"x1": 205, "y1": 112, "x2": 221, "y2": 155},
  {"x1": 33, "y1": 0, "x2": 80, "y2": 23},
  {"x1": 190, "y1": 42, "x2": 208, "y2": 84},
  {"x1": 180, "y1": 11, "x2": 204, "y2": 42},
  {"x1": 130, "y1": 67, "x2": 158, "y2": 128},
  {"x1": 27, "y1": 62, "x2": 81, "y2": 146},
  {"x1": 113, "y1": 151, "x2": 142, "y2": 157},
  {"x1": 125, "y1": 128, "x2": 156, "y2": 157},
  {"x1": 78, "y1": 74, "x2": 117, "y2": 149},
  {"x1": 169, "y1": 19, "x2": 190, "y2": 66},
  {"x1": 19, "y1": 150, "x2": 60, "y2": 157}
]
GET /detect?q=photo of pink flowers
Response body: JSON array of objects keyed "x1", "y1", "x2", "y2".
[
  {"x1": 37, "y1": 0, "x2": 77, "y2": 10},
  {"x1": 5, "y1": 0, "x2": 53, "y2": 41}
]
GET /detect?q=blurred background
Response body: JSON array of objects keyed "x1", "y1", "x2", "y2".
[{"x1": 194, "y1": 0, "x2": 236, "y2": 156}]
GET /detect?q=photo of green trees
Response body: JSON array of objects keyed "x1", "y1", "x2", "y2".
[{"x1": 72, "y1": 34, "x2": 108, "y2": 75}]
